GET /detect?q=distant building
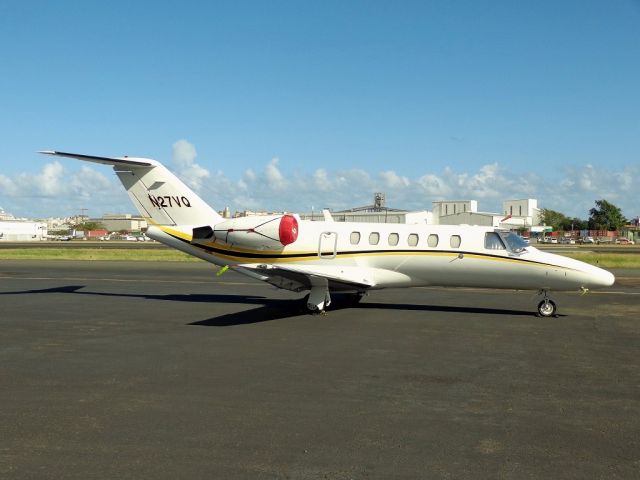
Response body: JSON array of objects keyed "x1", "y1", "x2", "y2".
[
  {"x1": 0, "y1": 207, "x2": 47, "y2": 241},
  {"x1": 233, "y1": 195, "x2": 543, "y2": 229},
  {"x1": 86, "y1": 229, "x2": 109, "y2": 239},
  {"x1": 431, "y1": 200, "x2": 478, "y2": 220},
  {"x1": 92, "y1": 214, "x2": 148, "y2": 233},
  {"x1": 233, "y1": 210, "x2": 283, "y2": 218},
  {"x1": 434, "y1": 198, "x2": 543, "y2": 232},
  {"x1": 0, "y1": 220, "x2": 47, "y2": 241},
  {"x1": 0, "y1": 207, "x2": 17, "y2": 221},
  {"x1": 300, "y1": 209, "x2": 432, "y2": 224},
  {"x1": 298, "y1": 193, "x2": 432, "y2": 224},
  {"x1": 502, "y1": 199, "x2": 541, "y2": 227},
  {"x1": 46, "y1": 217, "x2": 72, "y2": 231}
]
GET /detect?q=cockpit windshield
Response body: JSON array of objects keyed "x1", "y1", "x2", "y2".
[{"x1": 498, "y1": 231, "x2": 529, "y2": 254}]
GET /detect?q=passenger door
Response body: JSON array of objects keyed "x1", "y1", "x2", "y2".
[{"x1": 318, "y1": 232, "x2": 338, "y2": 259}]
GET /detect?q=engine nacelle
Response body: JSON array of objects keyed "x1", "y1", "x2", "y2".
[{"x1": 192, "y1": 214, "x2": 299, "y2": 250}]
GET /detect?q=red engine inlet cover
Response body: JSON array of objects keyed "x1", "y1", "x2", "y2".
[{"x1": 279, "y1": 214, "x2": 299, "y2": 246}]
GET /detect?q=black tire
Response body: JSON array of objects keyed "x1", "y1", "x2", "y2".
[{"x1": 537, "y1": 299, "x2": 557, "y2": 317}]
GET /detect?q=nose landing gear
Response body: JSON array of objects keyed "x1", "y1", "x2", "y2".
[{"x1": 536, "y1": 290, "x2": 557, "y2": 317}]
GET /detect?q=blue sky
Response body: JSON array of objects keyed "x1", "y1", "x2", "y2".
[{"x1": 0, "y1": 0, "x2": 638, "y2": 220}]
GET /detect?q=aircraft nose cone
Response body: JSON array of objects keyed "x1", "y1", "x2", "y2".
[
  {"x1": 599, "y1": 269, "x2": 615, "y2": 287},
  {"x1": 587, "y1": 267, "x2": 615, "y2": 288}
]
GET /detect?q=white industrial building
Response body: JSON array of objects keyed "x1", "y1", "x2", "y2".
[
  {"x1": 0, "y1": 220, "x2": 48, "y2": 241},
  {"x1": 0, "y1": 207, "x2": 48, "y2": 241},
  {"x1": 298, "y1": 193, "x2": 432, "y2": 224},
  {"x1": 431, "y1": 200, "x2": 478, "y2": 219},
  {"x1": 297, "y1": 195, "x2": 543, "y2": 229},
  {"x1": 434, "y1": 199, "x2": 543, "y2": 231},
  {"x1": 315, "y1": 197, "x2": 543, "y2": 229},
  {"x1": 299, "y1": 209, "x2": 432, "y2": 224}
]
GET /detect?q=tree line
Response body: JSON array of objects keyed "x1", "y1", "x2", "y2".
[{"x1": 540, "y1": 199, "x2": 628, "y2": 232}]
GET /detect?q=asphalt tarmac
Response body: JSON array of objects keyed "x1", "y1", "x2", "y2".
[{"x1": 1, "y1": 261, "x2": 639, "y2": 479}]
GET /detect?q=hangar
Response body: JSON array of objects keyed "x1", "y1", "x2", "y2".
[
  {"x1": 0, "y1": 216, "x2": 47, "y2": 241},
  {"x1": 434, "y1": 199, "x2": 542, "y2": 230},
  {"x1": 297, "y1": 195, "x2": 542, "y2": 230}
]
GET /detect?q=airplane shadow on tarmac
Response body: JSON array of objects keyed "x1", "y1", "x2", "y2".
[
  {"x1": 0, "y1": 285, "x2": 541, "y2": 326},
  {"x1": 190, "y1": 300, "x2": 539, "y2": 327}
]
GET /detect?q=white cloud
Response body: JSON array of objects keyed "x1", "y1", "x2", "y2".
[
  {"x1": 265, "y1": 157, "x2": 286, "y2": 191},
  {"x1": 243, "y1": 168, "x2": 257, "y2": 183},
  {"x1": 418, "y1": 173, "x2": 452, "y2": 197},
  {"x1": 379, "y1": 170, "x2": 410, "y2": 189},
  {"x1": 3, "y1": 141, "x2": 638, "y2": 220},
  {"x1": 171, "y1": 139, "x2": 210, "y2": 191},
  {"x1": 171, "y1": 139, "x2": 197, "y2": 168},
  {"x1": 0, "y1": 160, "x2": 126, "y2": 218},
  {"x1": 312, "y1": 168, "x2": 331, "y2": 191},
  {"x1": 0, "y1": 174, "x2": 18, "y2": 196}
]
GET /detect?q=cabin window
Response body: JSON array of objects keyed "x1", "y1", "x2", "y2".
[
  {"x1": 388, "y1": 233, "x2": 399, "y2": 246},
  {"x1": 427, "y1": 234, "x2": 439, "y2": 247},
  {"x1": 484, "y1": 232, "x2": 506, "y2": 250},
  {"x1": 369, "y1": 232, "x2": 380, "y2": 245},
  {"x1": 450, "y1": 235, "x2": 461, "y2": 248},
  {"x1": 407, "y1": 233, "x2": 419, "y2": 246},
  {"x1": 350, "y1": 231, "x2": 361, "y2": 245}
]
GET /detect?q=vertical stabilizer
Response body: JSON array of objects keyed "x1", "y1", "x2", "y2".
[{"x1": 39, "y1": 151, "x2": 222, "y2": 226}]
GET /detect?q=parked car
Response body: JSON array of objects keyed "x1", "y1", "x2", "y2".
[
  {"x1": 560, "y1": 237, "x2": 575, "y2": 244},
  {"x1": 615, "y1": 238, "x2": 635, "y2": 245},
  {"x1": 580, "y1": 236, "x2": 596, "y2": 244}
]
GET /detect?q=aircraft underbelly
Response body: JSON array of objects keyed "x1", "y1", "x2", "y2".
[{"x1": 364, "y1": 254, "x2": 580, "y2": 290}]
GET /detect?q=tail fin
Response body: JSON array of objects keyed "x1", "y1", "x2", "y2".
[{"x1": 40, "y1": 151, "x2": 222, "y2": 226}]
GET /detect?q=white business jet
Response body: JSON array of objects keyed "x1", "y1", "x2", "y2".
[{"x1": 40, "y1": 151, "x2": 615, "y2": 317}]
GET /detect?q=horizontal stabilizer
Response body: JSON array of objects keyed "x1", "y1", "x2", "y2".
[
  {"x1": 39, "y1": 150, "x2": 156, "y2": 167},
  {"x1": 39, "y1": 149, "x2": 222, "y2": 226}
]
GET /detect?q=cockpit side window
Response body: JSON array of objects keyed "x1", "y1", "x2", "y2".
[
  {"x1": 500, "y1": 231, "x2": 529, "y2": 253},
  {"x1": 485, "y1": 232, "x2": 506, "y2": 250}
]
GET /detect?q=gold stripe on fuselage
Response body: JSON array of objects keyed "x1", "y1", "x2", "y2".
[{"x1": 157, "y1": 226, "x2": 579, "y2": 272}]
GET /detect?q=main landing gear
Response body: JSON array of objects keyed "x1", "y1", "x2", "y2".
[
  {"x1": 304, "y1": 277, "x2": 368, "y2": 314},
  {"x1": 306, "y1": 277, "x2": 331, "y2": 314},
  {"x1": 536, "y1": 290, "x2": 557, "y2": 317}
]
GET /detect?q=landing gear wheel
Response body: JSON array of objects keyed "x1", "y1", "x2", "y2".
[
  {"x1": 537, "y1": 299, "x2": 557, "y2": 317},
  {"x1": 305, "y1": 281, "x2": 331, "y2": 314}
]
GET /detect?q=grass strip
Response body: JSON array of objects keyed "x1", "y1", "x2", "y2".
[
  {"x1": 562, "y1": 253, "x2": 640, "y2": 269},
  {"x1": 0, "y1": 248, "x2": 637, "y2": 268},
  {"x1": 0, "y1": 248, "x2": 199, "y2": 262}
]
